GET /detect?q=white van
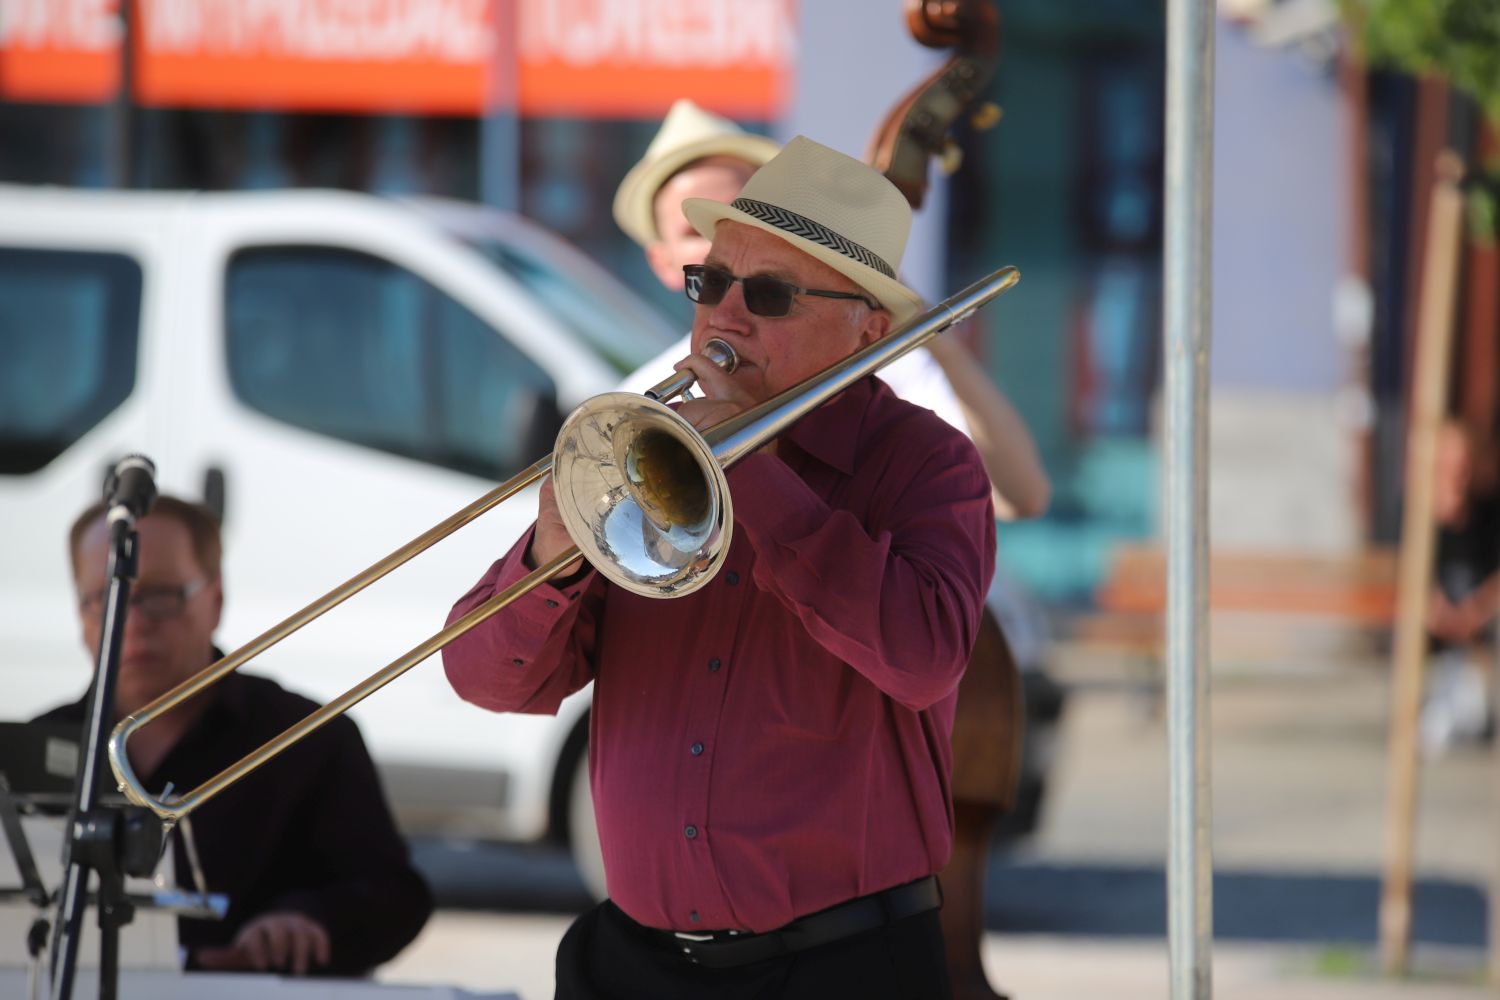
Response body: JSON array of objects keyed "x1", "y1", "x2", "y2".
[{"x1": 0, "y1": 184, "x2": 678, "y2": 891}]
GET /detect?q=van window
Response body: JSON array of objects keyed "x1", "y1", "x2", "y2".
[
  {"x1": 226, "y1": 247, "x2": 560, "y2": 481},
  {"x1": 473, "y1": 240, "x2": 668, "y2": 375},
  {"x1": 0, "y1": 248, "x2": 142, "y2": 475}
]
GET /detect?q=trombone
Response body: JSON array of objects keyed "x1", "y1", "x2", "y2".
[{"x1": 108, "y1": 265, "x2": 1019, "y2": 825}]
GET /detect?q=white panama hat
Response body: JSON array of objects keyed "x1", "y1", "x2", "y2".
[
  {"x1": 682, "y1": 135, "x2": 925, "y2": 323},
  {"x1": 612, "y1": 99, "x2": 781, "y2": 247}
]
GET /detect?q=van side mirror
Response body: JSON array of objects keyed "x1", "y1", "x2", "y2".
[
  {"x1": 203, "y1": 467, "x2": 227, "y2": 525},
  {"x1": 520, "y1": 389, "x2": 566, "y2": 464}
]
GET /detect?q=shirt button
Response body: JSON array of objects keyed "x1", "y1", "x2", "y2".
[
  {"x1": 684, "y1": 825, "x2": 698, "y2": 840},
  {"x1": 689, "y1": 911, "x2": 701, "y2": 923},
  {"x1": 690, "y1": 742, "x2": 704, "y2": 756},
  {"x1": 545, "y1": 599, "x2": 559, "y2": 608},
  {"x1": 708, "y1": 658, "x2": 721, "y2": 672},
  {"x1": 726, "y1": 571, "x2": 740, "y2": 585},
  {"x1": 511, "y1": 658, "x2": 524, "y2": 666}
]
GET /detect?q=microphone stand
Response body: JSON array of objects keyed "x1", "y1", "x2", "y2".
[{"x1": 49, "y1": 506, "x2": 162, "y2": 1000}]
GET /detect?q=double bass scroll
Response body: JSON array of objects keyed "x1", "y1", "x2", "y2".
[{"x1": 865, "y1": 0, "x2": 1003, "y2": 209}]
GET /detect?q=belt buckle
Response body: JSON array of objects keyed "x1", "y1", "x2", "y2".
[{"x1": 671, "y1": 929, "x2": 740, "y2": 965}]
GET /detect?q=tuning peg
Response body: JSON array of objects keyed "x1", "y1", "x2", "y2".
[
  {"x1": 971, "y1": 103, "x2": 1003, "y2": 131},
  {"x1": 938, "y1": 140, "x2": 964, "y2": 176}
]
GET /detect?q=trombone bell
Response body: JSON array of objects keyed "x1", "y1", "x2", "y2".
[{"x1": 553, "y1": 392, "x2": 732, "y2": 598}]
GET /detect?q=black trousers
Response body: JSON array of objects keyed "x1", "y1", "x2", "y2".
[{"x1": 554, "y1": 899, "x2": 953, "y2": 1000}]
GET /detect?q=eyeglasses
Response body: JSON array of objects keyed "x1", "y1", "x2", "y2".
[
  {"x1": 79, "y1": 578, "x2": 208, "y2": 622},
  {"x1": 683, "y1": 263, "x2": 881, "y2": 318}
]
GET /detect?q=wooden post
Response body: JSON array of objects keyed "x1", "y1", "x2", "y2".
[{"x1": 1378, "y1": 151, "x2": 1466, "y2": 976}]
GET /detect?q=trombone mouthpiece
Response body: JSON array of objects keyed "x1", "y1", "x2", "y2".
[
  {"x1": 702, "y1": 338, "x2": 738, "y2": 374},
  {"x1": 644, "y1": 338, "x2": 739, "y2": 401}
]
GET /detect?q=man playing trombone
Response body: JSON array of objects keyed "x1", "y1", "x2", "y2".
[{"x1": 444, "y1": 136, "x2": 995, "y2": 998}]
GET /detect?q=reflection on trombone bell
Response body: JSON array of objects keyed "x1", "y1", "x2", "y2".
[{"x1": 106, "y1": 266, "x2": 1019, "y2": 828}]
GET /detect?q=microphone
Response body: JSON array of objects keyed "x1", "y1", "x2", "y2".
[{"x1": 104, "y1": 454, "x2": 158, "y2": 527}]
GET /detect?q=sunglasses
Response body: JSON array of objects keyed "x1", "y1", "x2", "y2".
[{"x1": 683, "y1": 264, "x2": 881, "y2": 318}]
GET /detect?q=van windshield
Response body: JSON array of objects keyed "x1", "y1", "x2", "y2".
[{"x1": 467, "y1": 239, "x2": 674, "y2": 377}]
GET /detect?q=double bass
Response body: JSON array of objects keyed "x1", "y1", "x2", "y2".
[{"x1": 867, "y1": 5, "x2": 1024, "y2": 1000}]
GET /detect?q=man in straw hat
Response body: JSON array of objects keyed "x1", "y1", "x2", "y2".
[
  {"x1": 445, "y1": 136, "x2": 994, "y2": 998},
  {"x1": 612, "y1": 102, "x2": 1050, "y2": 1000},
  {"x1": 613, "y1": 99, "x2": 1049, "y2": 522}
]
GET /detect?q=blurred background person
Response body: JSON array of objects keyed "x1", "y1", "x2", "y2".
[
  {"x1": 36, "y1": 496, "x2": 433, "y2": 977},
  {"x1": 1420, "y1": 419, "x2": 1499, "y2": 755}
]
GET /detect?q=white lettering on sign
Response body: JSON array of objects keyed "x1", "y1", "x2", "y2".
[
  {"x1": 0, "y1": 0, "x2": 121, "y2": 50},
  {"x1": 521, "y1": 0, "x2": 794, "y2": 69},
  {"x1": 142, "y1": 0, "x2": 494, "y2": 63}
]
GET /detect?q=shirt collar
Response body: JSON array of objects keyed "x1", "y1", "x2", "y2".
[{"x1": 782, "y1": 376, "x2": 879, "y2": 476}]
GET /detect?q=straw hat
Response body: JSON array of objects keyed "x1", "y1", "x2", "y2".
[
  {"x1": 612, "y1": 99, "x2": 780, "y2": 247},
  {"x1": 682, "y1": 135, "x2": 924, "y2": 323}
]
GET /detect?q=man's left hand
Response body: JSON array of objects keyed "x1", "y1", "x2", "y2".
[{"x1": 196, "y1": 911, "x2": 332, "y2": 975}]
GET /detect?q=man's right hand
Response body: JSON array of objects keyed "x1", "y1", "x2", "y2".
[
  {"x1": 527, "y1": 477, "x2": 585, "y2": 575},
  {"x1": 195, "y1": 911, "x2": 331, "y2": 976}
]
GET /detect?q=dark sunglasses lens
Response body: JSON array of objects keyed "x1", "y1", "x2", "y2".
[
  {"x1": 687, "y1": 267, "x2": 730, "y2": 305},
  {"x1": 743, "y1": 277, "x2": 794, "y2": 317}
]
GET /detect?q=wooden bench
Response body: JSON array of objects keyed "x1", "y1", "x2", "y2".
[{"x1": 1068, "y1": 543, "x2": 1399, "y2": 681}]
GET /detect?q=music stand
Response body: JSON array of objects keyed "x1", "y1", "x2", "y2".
[
  {"x1": 0, "y1": 724, "x2": 228, "y2": 999},
  {"x1": 0, "y1": 771, "x2": 52, "y2": 998}
]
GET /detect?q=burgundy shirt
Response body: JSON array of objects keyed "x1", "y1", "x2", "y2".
[{"x1": 443, "y1": 376, "x2": 995, "y2": 933}]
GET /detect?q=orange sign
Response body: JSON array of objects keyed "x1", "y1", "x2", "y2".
[
  {"x1": 517, "y1": 0, "x2": 795, "y2": 120},
  {"x1": 135, "y1": 0, "x2": 498, "y2": 114},
  {"x1": 0, "y1": 0, "x2": 794, "y2": 119},
  {"x1": 0, "y1": 0, "x2": 122, "y2": 104}
]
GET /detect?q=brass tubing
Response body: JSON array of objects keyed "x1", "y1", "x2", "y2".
[
  {"x1": 554, "y1": 266, "x2": 1021, "y2": 599},
  {"x1": 108, "y1": 338, "x2": 739, "y2": 822},
  {"x1": 109, "y1": 546, "x2": 582, "y2": 822},
  {"x1": 704, "y1": 268, "x2": 1020, "y2": 468},
  {"x1": 644, "y1": 337, "x2": 738, "y2": 401},
  {"x1": 107, "y1": 453, "x2": 554, "y2": 818},
  {"x1": 106, "y1": 267, "x2": 1020, "y2": 823}
]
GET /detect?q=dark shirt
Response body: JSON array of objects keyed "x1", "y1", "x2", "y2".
[
  {"x1": 444, "y1": 376, "x2": 996, "y2": 933},
  {"x1": 1430, "y1": 490, "x2": 1500, "y2": 651},
  {"x1": 1436, "y1": 490, "x2": 1500, "y2": 604},
  {"x1": 36, "y1": 668, "x2": 432, "y2": 976}
]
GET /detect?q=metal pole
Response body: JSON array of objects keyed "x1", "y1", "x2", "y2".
[
  {"x1": 480, "y1": 0, "x2": 520, "y2": 211},
  {"x1": 1492, "y1": 559, "x2": 1500, "y2": 987},
  {"x1": 111, "y1": 0, "x2": 138, "y2": 188},
  {"x1": 1163, "y1": 1, "x2": 1215, "y2": 998}
]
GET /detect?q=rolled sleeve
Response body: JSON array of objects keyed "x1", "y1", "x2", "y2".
[{"x1": 441, "y1": 527, "x2": 603, "y2": 715}]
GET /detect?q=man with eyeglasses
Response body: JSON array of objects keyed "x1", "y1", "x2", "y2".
[
  {"x1": 34, "y1": 496, "x2": 432, "y2": 978},
  {"x1": 445, "y1": 137, "x2": 994, "y2": 998}
]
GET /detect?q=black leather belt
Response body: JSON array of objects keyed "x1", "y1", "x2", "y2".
[{"x1": 648, "y1": 876, "x2": 942, "y2": 969}]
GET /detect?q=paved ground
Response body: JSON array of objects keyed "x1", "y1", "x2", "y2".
[{"x1": 378, "y1": 652, "x2": 1499, "y2": 999}]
